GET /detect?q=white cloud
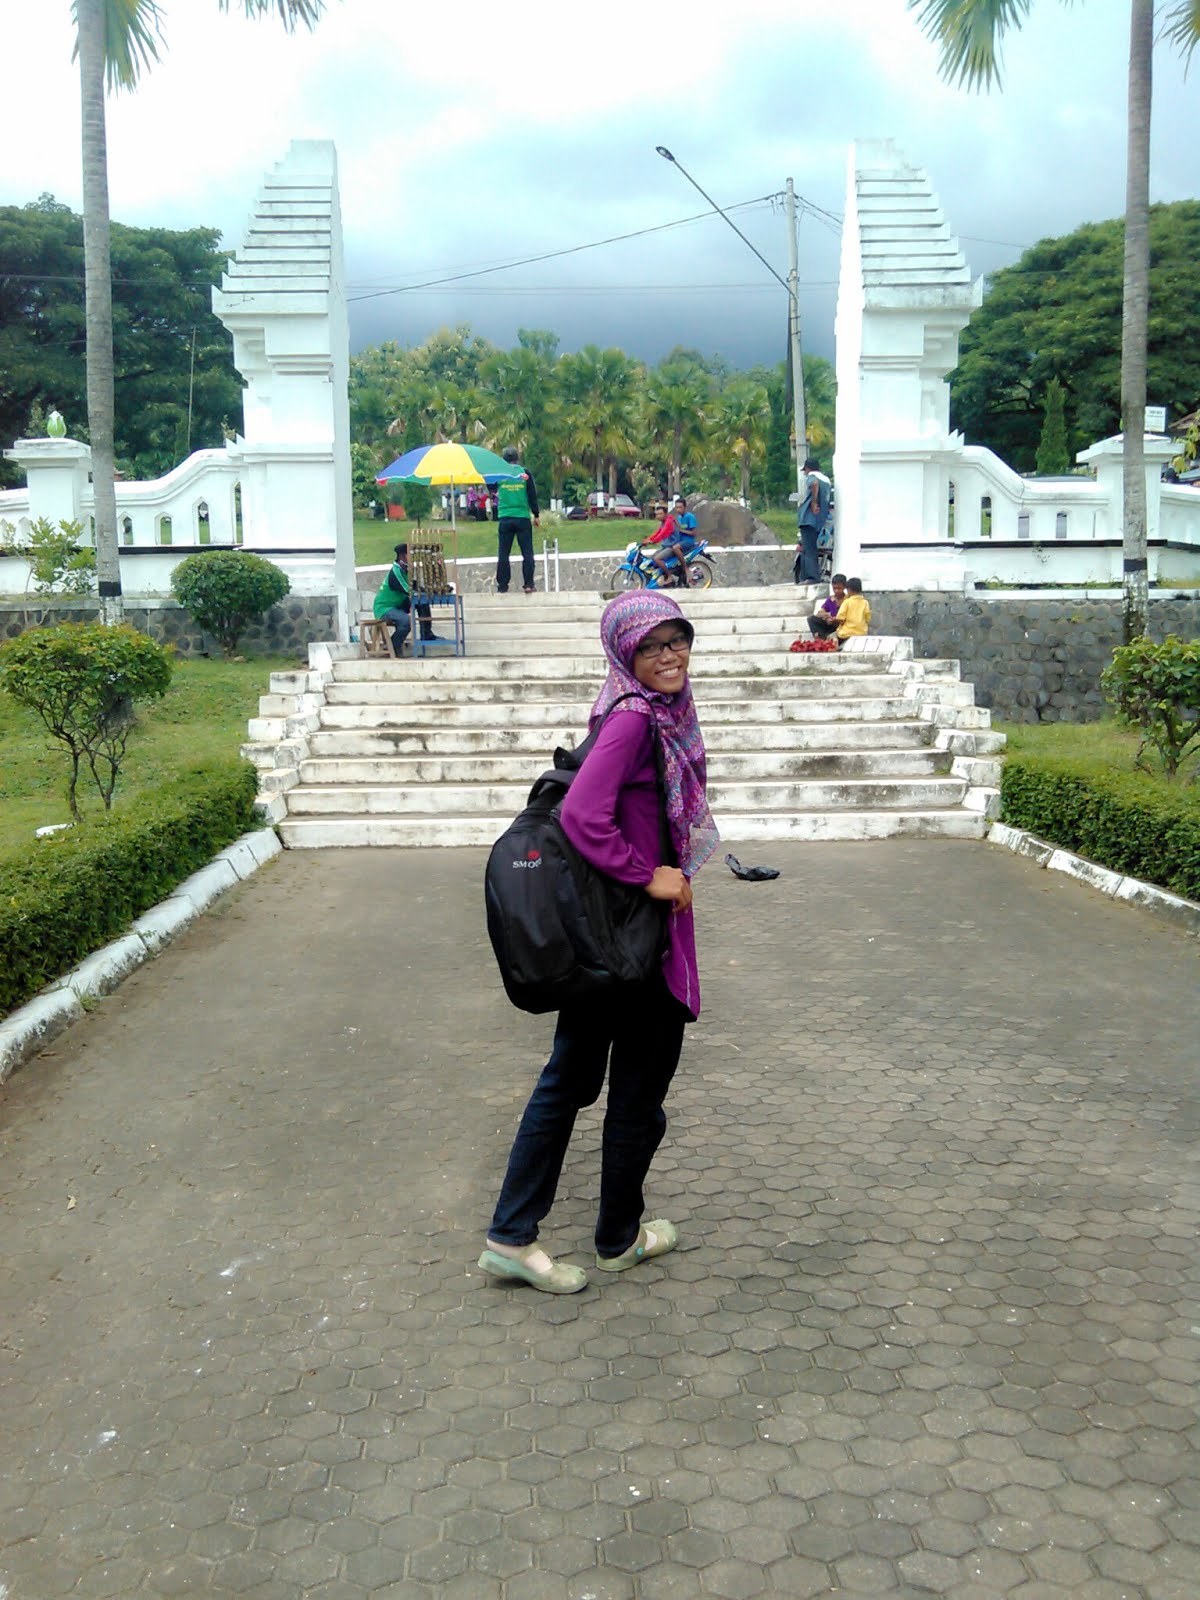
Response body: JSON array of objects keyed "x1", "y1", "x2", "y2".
[{"x1": 2, "y1": 0, "x2": 1194, "y2": 366}]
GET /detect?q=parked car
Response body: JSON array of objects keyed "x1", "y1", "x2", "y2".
[
  {"x1": 587, "y1": 492, "x2": 642, "y2": 518},
  {"x1": 564, "y1": 504, "x2": 589, "y2": 520}
]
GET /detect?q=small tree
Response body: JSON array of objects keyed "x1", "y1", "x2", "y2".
[
  {"x1": 1035, "y1": 379, "x2": 1071, "y2": 476},
  {"x1": 171, "y1": 550, "x2": 290, "y2": 657},
  {"x1": 1101, "y1": 634, "x2": 1200, "y2": 780},
  {"x1": 1, "y1": 517, "x2": 97, "y2": 594},
  {"x1": 0, "y1": 623, "x2": 172, "y2": 819},
  {"x1": 350, "y1": 443, "x2": 381, "y2": 509}
]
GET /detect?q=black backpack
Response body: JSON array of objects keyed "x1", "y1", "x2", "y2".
[{"x1": 484, "y1": 695, "x2": 671, "y2": 1015}]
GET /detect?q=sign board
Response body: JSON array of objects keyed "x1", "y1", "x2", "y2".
[{"x1": 1145, "y1": 405, "x2": 1168, "y2": 432}]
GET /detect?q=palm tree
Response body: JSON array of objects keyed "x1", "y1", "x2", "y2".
[
  {"x1": 713, "y1": 380, "x2": 769, "y2": 504},
  {"x1": 480, "y1": 346, "x2": 553, "y2": 456},
  {"x1": 559, "y1": 346, "x2": 642, "y2": 493},
  {"x1": 644, "y1": 360, "x2": 712, "y2": 498},
  {"x1": 909, "y1": 0, "x2": 1199, "y2": 640},
  {"x1": 72, "y1": 0, "x2": 326, "y2": 623}
]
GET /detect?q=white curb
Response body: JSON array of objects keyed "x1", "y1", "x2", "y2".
[
  {"x1": 987, "y1": 822, "x2": 1200, "y2": 936},
  {"x1": 0, "y1": 826, "x2": 282, "y2": 1086}
]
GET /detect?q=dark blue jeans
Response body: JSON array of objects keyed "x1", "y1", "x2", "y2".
[
  {"x1": 496, "y1": 517, "x2": 535, "y2": 592},
  {"x1": 488, "y1": 982, "x2": 687, "y2": 1258},
  {"x1": 796, "y1": 524, "x2": 823, "y2": 583}
]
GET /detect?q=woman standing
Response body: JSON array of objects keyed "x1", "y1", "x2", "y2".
[{"x1": 478, "y1": 591, "x2": 718, "y2": 1293}]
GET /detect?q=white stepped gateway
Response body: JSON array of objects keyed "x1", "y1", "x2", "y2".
[{"x1": 243, "y1": 589, "x2": 1004, "y2": 848}]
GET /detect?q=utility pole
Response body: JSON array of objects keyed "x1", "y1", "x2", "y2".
[
  {"x1": 186, "y1": 326, "x2": 197, "y2": 456},
  {"x1": 785, "y1": 178, "x2": 808, "y2": 500}
]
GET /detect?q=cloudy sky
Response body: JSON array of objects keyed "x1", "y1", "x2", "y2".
[{"x1": 5, "y1": 0, "x2": 1195, "y2": 370}]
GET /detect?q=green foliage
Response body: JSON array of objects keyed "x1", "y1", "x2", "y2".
[
  {"x1": 349, "y1": 325, "x2": 835, "y2": 514},
  {"x1": 1101, "y1": 634, "x2": 1200, "y2": 779},
  {"x1": 171, "y1": 550, "x2": 290, "y2": 657},
  {"x1": 1034, "y1": 378, "x2": 1070, "y2": 476},
  {"x1": 1001, "y1": 756, "x2": 1200, "y2": 901},
  {"x1": 0, "y1": 760, "x2": 257, "y2": 1016},
  {"x1": 0, "y1": 622, "x2": 173, "y2": 817},
  {"x1": 402, "y1": 481, "x2": 433, "y2": 520},
  {"x1": 379, "y1": 478, "x2": 432, "y2": 519},
  {"x1": 0, "y1": 196, "x2": 243, "y2": 484},
  {"x1": 951, "y1": 202, "x2": 1200, "y2": 469},
  {"x1": 350, "y1": 442, "x2": 382, "y2": 509},
  {"x1": 0, "y1": 516, "x2": 96, "y2": 593}
]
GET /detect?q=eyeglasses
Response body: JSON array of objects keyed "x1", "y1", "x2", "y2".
[{"x1": 636, "y1": 631, "x2": 693, "y2": 660}]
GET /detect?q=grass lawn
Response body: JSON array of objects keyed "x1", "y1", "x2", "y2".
[
  {"x1": 0, "y1": 656, "x2": 288, "y2": 855},
  {"x1": 354, "y1": 510, "x2": 795, "y2": 567},
  {"x1": 997, "y1": 717, "x2": 1199, "y2": 783}
]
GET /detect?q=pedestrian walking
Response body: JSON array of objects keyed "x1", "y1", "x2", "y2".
[
  {"x1": 478, "y1": 590, "x2": 719, "y2": 1293},
  {"x1": 495, "y1": 446, "x2": 540, "y2": 594}
]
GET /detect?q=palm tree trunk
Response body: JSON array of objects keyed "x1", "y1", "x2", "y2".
[
  {"x1": 594, "y1": 430, "x2": 603, "y2": 492},
  {"x1": 671, "y1": 424, "x2": 682, "y2": 498},
  {"x1": 77, "y1": 0, "x2": 124, "y2": 625},
  {"x1": 740, "y1": 449, "x2": 751, "y2": 504},
  {"x1": 1120, "y1": 0, "x2": 1152, "y2": 641}
]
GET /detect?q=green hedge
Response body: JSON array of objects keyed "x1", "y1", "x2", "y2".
[
  {"x1": 1001, "y1": 756, "x2": 1200, "y2": 901},
  {"x1": 0, "y1": 761, "x2": 258, "y2": 1017}
]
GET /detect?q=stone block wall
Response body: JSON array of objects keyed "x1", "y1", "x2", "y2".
[
  {"x1": 869, "y1": 592, "x2": 1200, "y2": 722},
  {"x1": 0, "y1": 596, "x2": 335, "y2": 659},
  {"x1": 448, "y1": 545, "x2": 796, "y2": 592}
]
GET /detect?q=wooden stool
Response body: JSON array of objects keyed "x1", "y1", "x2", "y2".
[{"x1": 358, "y1": 616, "x2": 395, "y2": 659}]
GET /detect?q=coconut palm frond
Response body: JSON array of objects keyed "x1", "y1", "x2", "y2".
[
  {"x1": 1159, "y1": 0, "x2": 1200, "y2": 61},
  {"x1": 908, "y1": 0, "x2": 1034, "y2": 88},
  {"x1": 71, "y1": 0, "x2": 165, "y2": 92},
  {"x1": 221, "y1": 0, "x2": 326, "y2": 32}
]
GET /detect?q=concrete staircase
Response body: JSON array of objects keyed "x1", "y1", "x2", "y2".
[{"x1": 243, "y1": 589, "x2": 1004, "y2": 848}]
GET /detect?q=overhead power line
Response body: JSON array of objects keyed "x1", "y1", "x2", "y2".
[{"x1": 345, "y1": 196, "x2": 782, "y2": 304}]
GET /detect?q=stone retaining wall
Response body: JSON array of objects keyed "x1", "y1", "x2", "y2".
[
  {"x1": 447, "y1": 545, "x2": 796, "y2": 592},
  {"x1": 871, "y1": 591, "x2": 1200, "y2": 722},
  {"x1": 0, "y1": 596, "x2": 334, "y2": 658}
]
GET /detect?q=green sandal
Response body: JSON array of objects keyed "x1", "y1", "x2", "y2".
[
  {"x1": 477, "y1": 1244, "x2": 588, "y2": 1295},
  {"x1": 595, "y1": 1219, "x2": 678, "y2": 1273}
]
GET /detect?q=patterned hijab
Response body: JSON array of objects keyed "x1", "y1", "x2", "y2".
[{"x1": 590, "y1": 591, "x2": 719, "y2": 877}]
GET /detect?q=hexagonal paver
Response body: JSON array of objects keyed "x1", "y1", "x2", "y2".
[{"x1": 3, "y1": 842, "x2": 1199, "y2": 1600}]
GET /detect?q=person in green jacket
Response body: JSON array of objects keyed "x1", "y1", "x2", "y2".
[
  {"x1": 372, "y1": 544, "x2": 448, "y2": 653},
  {"x1": 495, "y1": 446, "x2": 540, "y2": 594}
]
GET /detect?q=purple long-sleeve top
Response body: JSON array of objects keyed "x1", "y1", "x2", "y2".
[{"x1": 559, "y1": 709, "x2": 700, "y2": 1020}]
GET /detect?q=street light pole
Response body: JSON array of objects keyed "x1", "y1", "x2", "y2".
[{"x1": 785, "y1": 178, "x2": 808, "y2": 498}]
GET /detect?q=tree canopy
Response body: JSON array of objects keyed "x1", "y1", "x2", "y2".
[
  {"x1": 951, "y1": 200, "x2": 1200, "y2": 471},
  {"x1": 0, "y1": 195, "x2": 242, "y2": 485},
  {"x1": 350, "y1": 326, "x2": 835, "y2": 509}
]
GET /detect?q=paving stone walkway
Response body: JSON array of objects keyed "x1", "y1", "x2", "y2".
[{"x1": 1, "y1": 840, "x2": 1198, "y2": 1600}]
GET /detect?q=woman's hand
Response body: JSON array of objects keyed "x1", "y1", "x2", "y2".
[{"x1": 646, "y1": 866, "x2": 693, "y2": 914}]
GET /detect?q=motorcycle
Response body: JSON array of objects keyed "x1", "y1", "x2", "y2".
[{"x1": 610, "y1": 537, "x2": 717, "y2": 591}]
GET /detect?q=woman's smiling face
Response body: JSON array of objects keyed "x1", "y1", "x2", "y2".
[{"x1": 632, "y1": 622, "x2": 692, "y2": 694}]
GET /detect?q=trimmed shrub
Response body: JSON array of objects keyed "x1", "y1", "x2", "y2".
[
  {"x1": 1001, "y1": 755, "x2": 1200, "y2": 901},
  {"x1": 0, "y1": 760, "x2": 258, "y2": 1016},
  {"x1": 171, "y1": 550, "x2": 290, "y2": 657}
]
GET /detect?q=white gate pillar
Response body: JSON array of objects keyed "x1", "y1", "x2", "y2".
[{"x1": 213, "y1": 140, "x2": 356, "y2": 633}]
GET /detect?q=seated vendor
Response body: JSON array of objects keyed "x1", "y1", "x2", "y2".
[
  {"x1": 372, "y1": 544, "x2": 448, "y2": 653},
  {"x1": 807, "y1": 573, "x2": 847, "y2": 639}
]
